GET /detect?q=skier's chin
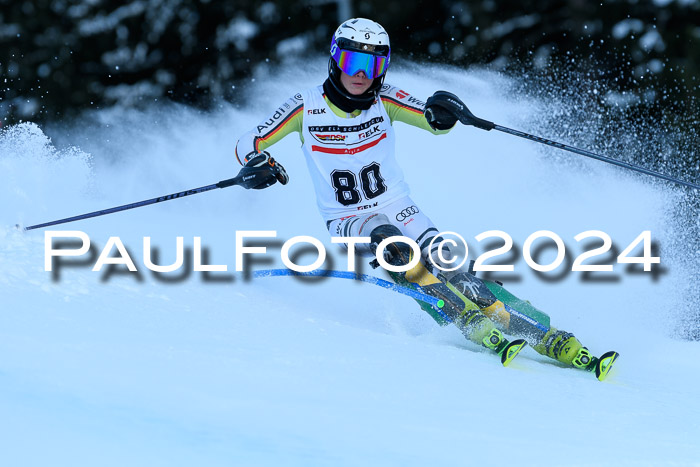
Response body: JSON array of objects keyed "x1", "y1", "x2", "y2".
[{"x1": 345, "y1": 84, "x2": 370, "y2": 95}]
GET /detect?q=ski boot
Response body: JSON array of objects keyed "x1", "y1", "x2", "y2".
[
  {"x1": 534, "y1": 328, "x2": 619, "y2": 381},
  {"x1": 571, "y1": 347, "x2": 620, "y2": 381},
  {"x1": 532, "y1": 328, "x2": 583, "y2": 365},
  {"x1": 481, "y1": 328, "x2": 528, "y2": 367}
]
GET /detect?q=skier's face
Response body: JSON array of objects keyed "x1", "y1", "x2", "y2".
[{"x1": 340, "y1": 70, "x2": 373, "y2": 95}]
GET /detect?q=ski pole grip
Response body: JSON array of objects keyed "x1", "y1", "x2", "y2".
[
  {"x1": 216, "y1": 176, "x2": 242, "y2": 189},
  {"x1": 459, "y1": 105, "x2": 495, "y2": 131}
]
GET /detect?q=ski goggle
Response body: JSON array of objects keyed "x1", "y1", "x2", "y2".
[{"x1": 331, "y1": 44, "x2": 390, "y2": 80}]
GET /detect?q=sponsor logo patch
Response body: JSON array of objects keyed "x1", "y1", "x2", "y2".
[
  {"x1": 358, "y1": 125, "x2": 381, "y2": 140},
  {"x1": 315, "y1": 134, "x2": 346, "y2": 142},
  {"x1": 309, "y1": 116, "x2": 384, "y2": 133},
  {"x1": 396, "y1": 205, "x2": 419, "y2": 222}
]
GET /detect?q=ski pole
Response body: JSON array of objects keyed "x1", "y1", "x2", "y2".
[
  {"x1": 20, "y1": 175, "x2": 244, "y2": 231},
  {"x1": 254, "y1": 268, "x2": 446, "y2": 311},
  {"x1": 455, "y1": 99, "x2": 700, "y2": 191}
]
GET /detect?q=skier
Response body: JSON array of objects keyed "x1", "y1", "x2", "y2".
[{"x1": 234, "y1": 18, "x2": 617, "y2": 378}]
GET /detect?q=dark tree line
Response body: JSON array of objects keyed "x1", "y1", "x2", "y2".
[{"x1": 1, "y1": 0, "x2": 698, "y2": 125}]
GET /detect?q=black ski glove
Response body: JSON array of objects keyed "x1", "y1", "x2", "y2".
[
  {"x1": 424, "y1": 90, "x2": 466, "y2": 130},
  {"x1": 236, "y1": 152, "x2": 289, "y2": 190}
]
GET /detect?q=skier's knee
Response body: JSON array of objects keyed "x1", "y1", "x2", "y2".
[
  {"x1": 423, "y1": 233, "x2": 459, "y2": 273},
  {"x1": 368, "y1": 220, "x2": 412, "y2": 267}
]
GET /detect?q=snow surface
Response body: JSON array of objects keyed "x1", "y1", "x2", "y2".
[{"x1": 1, "y1": 64, "x2": 699, "y2": 466}]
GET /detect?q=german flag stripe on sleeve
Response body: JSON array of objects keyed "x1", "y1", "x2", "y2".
[
  {"x1": 234, "y1": 142, "x2": 244, "y2": 165},
  {"x1": 381, "y1": 96, "x2": 424, "y2": 116},
  {"x1": 254, "y1": 104, "x2": 304, "y2": 153}
]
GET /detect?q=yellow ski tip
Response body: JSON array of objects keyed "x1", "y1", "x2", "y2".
[
  {"x1": 595, "y1": 351, "x2": 620, "y2": 381},
  {"x1": 501, "y1": 339, "x2": 527, "y2": 367}
]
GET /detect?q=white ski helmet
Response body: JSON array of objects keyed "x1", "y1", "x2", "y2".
[
  {"x1": 326, "y1": 18, "x2": 391, "y2": 109},
  {"x1": 330, "y1": 18, "x2": 391, "y2": 80}
]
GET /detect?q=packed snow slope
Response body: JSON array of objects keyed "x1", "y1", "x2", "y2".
[{"x1": 1, "y1": 63, "x2": 699, "y2": 466}]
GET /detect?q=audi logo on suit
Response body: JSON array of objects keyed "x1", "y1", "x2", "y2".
[{"x1": 396, "y1": 206, "x2": 419, "y2": 222}]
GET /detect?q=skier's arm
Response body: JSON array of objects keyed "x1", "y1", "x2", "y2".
[
  {"x1": 379, "y1": 85, "x2": 454, "y2": 135},
  {"x1": 234, "y1": 94, "x2": 305, "y2": 165}
]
